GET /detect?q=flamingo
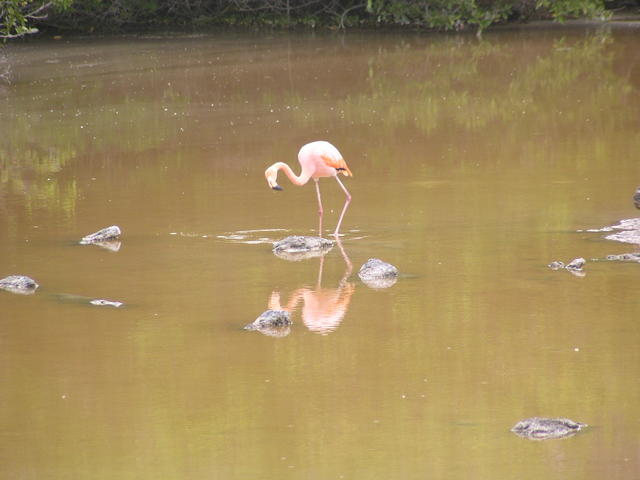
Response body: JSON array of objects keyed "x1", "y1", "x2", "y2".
[{"x1": 265, "y1": 141, "x2": 352, "y2": 237}]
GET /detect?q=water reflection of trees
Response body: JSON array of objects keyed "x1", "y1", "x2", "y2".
[
  {"x1": 1, "y1": 29, "x2": 637, "y2": 227},
  {"x1": 329, "y1": 32, "x2": 631, "y2": 140}
]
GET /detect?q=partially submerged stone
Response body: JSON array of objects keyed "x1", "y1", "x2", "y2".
[
  {"x1": 605, "y1": 224, "x2": 640, "y2": 246},
  {"x1": 606, "y1": 253, "x2": 640, "y2": 263},
  {"x1": 633, "y1": 186, "x2": 640, "y2": 209},
  {"x1": 582, "y1": 218, "x2": 640, "y2": 246},
  {"x1": 272, "y1": 236, "x2": 333, "y2": 261},
  {"x1": 244, "y1": 309, "x2": 292, "y2": 337},
  {"x1": 52, "y1": 293, "x2": 124, "y2": 307},
  {"x1": 565, "y1": 257, "x2": 586, "y2": 270},
  {"x1": 80, "y1": 225, "x2": 121, "y2": 245},
  {"x1": 548, "y1": 258, "x2": 585, "y2": 276},
  {"x1": 0, "y1": 275, "x2": 39, "y2": 295},
  {"x1": 511, "y1": 417, "x2": 587, "y2": 440},
  {"x1": 90, "y1": 299, "x2": 124, "y2": 308},
  {"x1": 358, "y1": 258, "x2": 399, "y2": 289}
]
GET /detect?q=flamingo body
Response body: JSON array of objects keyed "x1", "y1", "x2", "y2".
[
  {"x1": 265, "y1": 141, "x2": 352, "y2": 236},
  {"x1": 297, "y1": 141, "x2": 352, "y2": 179}
]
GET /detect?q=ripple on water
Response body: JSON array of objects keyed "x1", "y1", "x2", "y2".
[
  {"x1": 216, "y1": 228, "x2": 288, "y2": 244},
  {"x1": 215, "y1": 229, "x2": 366, "y2": 245}
]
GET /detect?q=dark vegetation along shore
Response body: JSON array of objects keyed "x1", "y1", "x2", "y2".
[{"x1": 1, "y1": 1, "x2": 638, "y2": 40}]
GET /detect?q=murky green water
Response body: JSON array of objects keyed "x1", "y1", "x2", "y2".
[{"x1": 1, "y1": 25, "x2": 639, "y2": 479}]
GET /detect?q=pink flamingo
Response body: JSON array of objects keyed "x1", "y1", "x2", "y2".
[{"x1": 265, "y1": 141, "x2": 352, "y2": 237}]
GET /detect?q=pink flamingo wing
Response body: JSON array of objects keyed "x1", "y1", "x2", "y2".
[{"x1": 321, "y1": 154, "x2": 353, "y2": 177}]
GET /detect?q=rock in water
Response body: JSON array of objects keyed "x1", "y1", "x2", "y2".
[
  {"x1": 606, "y1": 253, "x2": 640, "y2": 263},
  {"x1": 244, "y1": 309, "x2": 292, "y2": 337},
  {"x1": 273, "y1": 236, "x2": 333, "y2": 253},
  {"x1": 272, "y1": 236, "x2": 333, "y2": 261},
  {"x1": 358, "y1": 258, "x2": 399, "y2": 289},
  {"x1": 80, "y1": 225, "x2": 121, "y2": 245},
  {"x1": 52, "y1": 293, "x2": 124, "y2": 307},
  {"x1": 90, "y1": 299, "x2": 124, "y2": 308},
  {"x1": 565, "y1": 257, "x2": 585, "y2": 270},
  {"x1": 0, "y1": 275, "x2": 39, "y2": 295},
  {"x1": 548, "y1": 258, "x2": 585, "y2": 276},
  {"x1": 633, "y1": 186, "x2": 640, "y2": 209},
  {"x1": 511, "y1": 417, "x2": 586, "y2": 440}
]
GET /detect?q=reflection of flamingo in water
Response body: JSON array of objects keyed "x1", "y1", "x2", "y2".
[
  {"x1": 265, "y1": 141, "x2": 352, "y2": 237},
  {"x1": 268, "y1": 239, "x2": 354, "y2": 335}
]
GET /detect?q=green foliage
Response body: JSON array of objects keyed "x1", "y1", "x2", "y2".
[
  {"x1": 359, "y1": 0, "x2": 606, "y2": 35},
  {"x1": 537, "y1": 0, "x2": 609, "y2": 22},
  {"x1": 0, "y1": 0, "x2": 71, "y2": 38},
  {"x1": 0, "y1": 0, "x2": 616, "y2": 37}
]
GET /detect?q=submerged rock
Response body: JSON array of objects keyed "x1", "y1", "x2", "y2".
[
  {"x1": 358, "y1": 258, "x2": 399, "y2": 289},
  {"x1": 547, "y1": 261, "x2": 565, "y2": 270},
  {"x1": 633, "y1": 186, "x2": 640, "y2": 209},
  {"x1": 606, "y1": 252, "x2": 640, "y2": 263},
  {"x1": 80, "y1": 225, "x2": 121, "y2": 245},
  {"x1": 0, "y1": 275, "x2": 39, "y2": 295},
  {"x1": 52, "y1": 293, "x2": 124, "y2": 307},
  {"x1": 244, "y1": 309, "x2": 292, "y2": 337},
  {"x1": 272, "y1": 236, "x2": 333, "y2": 261},
  {"x1": 511, "y1": 417, "x2": 587, "y2": 440},
  {"x1": 90, "y1": 299, "x2": 124, "y2": 308}
]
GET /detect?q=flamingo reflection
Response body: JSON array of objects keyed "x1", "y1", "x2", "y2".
[{"x1": 268, "y1": 238, "x2": 355, "y2": 335}]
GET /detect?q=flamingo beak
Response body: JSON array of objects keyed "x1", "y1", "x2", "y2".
[{"x1": 265, "y1": 169, "x2": 282, "y2": 191}]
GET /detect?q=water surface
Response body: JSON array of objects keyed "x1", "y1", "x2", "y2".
[{"x1": 1, "y1": 26, "x2": 639, "y2": 479}]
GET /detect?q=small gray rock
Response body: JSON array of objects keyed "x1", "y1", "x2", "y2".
[
  {"x1": 273, "y1": 236, "x2": 333, "y2": 253},
  {"x1": 511, "y1": 417, "x2": 586, "y2": 440},
  {"x1": 633, "y1": 186, "x2": 640, "y2": 209},
  {"x1": 244, "y1": 309, "x2": 292, "y2": 337},
  {"x1": 80, "y1": 225, "x2": 121, "y2": 245},
  {"x1": 565, "y1": 257, "x2": 586, "y2": 270},
  {"x1": 358, "y1": 258, "x2": 399, "y2": 279},
  {"x1": 548, "y1": 261, "x2": 565, "y2": 270},
  {"x1": 272, "y1": 236, "x2": 333, "y2": 261},
  {"x1": 0, "y1": 275, "x2": 39, "y2": 295},
  {"x1": 358, "y1": 258, "x2": 399, "y2": 289}
]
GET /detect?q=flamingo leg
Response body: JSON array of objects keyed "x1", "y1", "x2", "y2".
[
  {"x1": 316, "y1": 252, "x2": 325, "y2": 288},
  {"x1": 334, "y1": 236, "x2": 353, "y2": 277},
  {"x1": 314, "y1": 178, "x2": 323, "y2": 236},
  {"x1": 333, "y1": 176, "x2": 352, "y2": 237}
]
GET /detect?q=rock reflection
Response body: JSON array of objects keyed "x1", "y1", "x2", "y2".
[
  {"x1": 90, "y1": 240, "x2": 122, "y2": 252},
  {"x1": 268, "y1": 238, "x2": 354, "y2": 335}
]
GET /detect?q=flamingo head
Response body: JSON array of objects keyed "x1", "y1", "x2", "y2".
[{"x1": 265, "y1": 166, "x2": 283, "y2": 191}]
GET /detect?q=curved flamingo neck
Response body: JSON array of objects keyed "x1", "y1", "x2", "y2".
[{"x1": 272, "y1": 162, "x2": 312, "y2": 186}]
